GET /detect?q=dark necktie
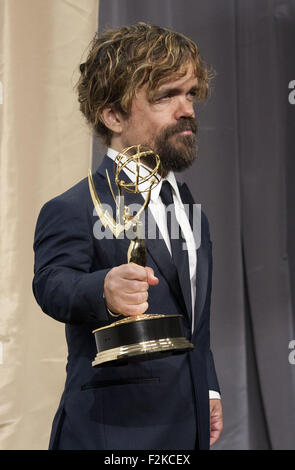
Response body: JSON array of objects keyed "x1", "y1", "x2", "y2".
[
  {"x1": 160, "y1": 181, "x2": 191, "y2": 317},
  {"x1": 160, "y1": 181, "x2": 183, "y2": 261}
]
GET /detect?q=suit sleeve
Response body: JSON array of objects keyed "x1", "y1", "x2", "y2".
[
  {"x1": 202, "y1": 212, "x2": 221, "y2": 395},
  {"x1": 33, "y1": 196, "x2": 110, "y2": 324},
  {"x1": 207, "y1": 349, "x2": 221, "y2": 394}
]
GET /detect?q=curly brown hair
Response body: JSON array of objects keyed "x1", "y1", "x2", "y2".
[{"x1": 76, "y1": 22, "x2": 213, "y2": 145}]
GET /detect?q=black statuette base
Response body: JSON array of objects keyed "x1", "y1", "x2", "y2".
[{"x1": 92, "y1": 314, "x2": 194, "y2": 367}]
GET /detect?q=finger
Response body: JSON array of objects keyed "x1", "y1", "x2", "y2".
[
  {"x1": 123, "y1": 302, "x2": 149, "y2": 316},
  {"x1": 209, "y1": 417, "x2": 223, "y2": 447},
  {"x1": 144, "y1": 267, "x2": 159, "y2": 286},
  {"x1": 120, "y1": 291, "x2": 149, "y2": 305},
  {"x1": 123, "y1": 263, "x2": 149, "y2": 281},
  {"x1": 120, "y1": 278, "x2": 149, "y2": 293},
  {"x1": 210, "y1": 429, "x2": 221, "y2": 446}
]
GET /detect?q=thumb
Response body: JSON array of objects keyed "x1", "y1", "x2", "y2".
[{"x1": 144, "y1": 267, "x2": 159, "y2": 286}]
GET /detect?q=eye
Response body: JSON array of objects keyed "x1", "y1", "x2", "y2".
[
  {"x1": 187, "y1": 90, "x2": 197, "y2": 101},
  {"x1": 155, "y1": 94, "x2": 172, "y2": 102}
]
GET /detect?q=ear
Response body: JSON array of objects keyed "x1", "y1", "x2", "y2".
[{"x1": 100, "y1": 107, "x2": 124, "y2": 135}]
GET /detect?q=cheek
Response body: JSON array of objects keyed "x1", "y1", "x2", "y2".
[
  {"x1": 134, "y1": 123, "x2": 155, "y2": 145},
  {"x1": 125, "y1": 111, "x2": 167, "y2": 146}
]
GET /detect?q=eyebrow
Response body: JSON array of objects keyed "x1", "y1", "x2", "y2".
[{"x1": 153, "y1": 85, "x2": 199, "y2": 98}]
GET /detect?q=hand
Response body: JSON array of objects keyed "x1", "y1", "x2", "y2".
[
  {"x1": 209, "y1": 399, "x2": 223, "y2": 447},
  {"x1": 104, "y1": 263, "x2": 159, "y2": 317}
]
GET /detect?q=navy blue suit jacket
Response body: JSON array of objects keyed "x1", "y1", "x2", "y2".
[{"x1": 33, "y1": 155, "x2": 220, "y2": 450}]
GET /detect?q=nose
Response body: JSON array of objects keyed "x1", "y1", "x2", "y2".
[{"x1": 174, "y1": 97, "x2": 195, "y2": 120}]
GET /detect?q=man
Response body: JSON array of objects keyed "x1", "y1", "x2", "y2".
[{"x1": 33, "y1": 23, "x2": 222, "y2": 450}]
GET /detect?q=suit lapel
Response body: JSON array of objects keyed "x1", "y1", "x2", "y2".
[
  {"x1": 161, "y1": 187, "x2": 193, "y2": 319},
  {"x1": 144, "y1": 208, "x2": 188, "y2": 315},
  {"x1": 179, "y1": 183, "x2": 209, "y2": 329}
]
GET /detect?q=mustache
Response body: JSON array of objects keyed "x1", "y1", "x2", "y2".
[{"x1": 162, "y1": 118, "x2": 198, "y2": 139}]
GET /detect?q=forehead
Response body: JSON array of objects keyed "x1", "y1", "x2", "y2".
[{"x1": 156, "y1": 62, "x2": 197, "y2": 90}]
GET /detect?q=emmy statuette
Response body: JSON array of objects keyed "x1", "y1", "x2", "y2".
[{"x1": 88, "y1": 145, "x2": 194, "y2": 367}]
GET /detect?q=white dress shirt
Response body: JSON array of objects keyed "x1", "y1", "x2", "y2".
[{"x1": 106, "y1": 148, "x2": 220, "y2": 400}]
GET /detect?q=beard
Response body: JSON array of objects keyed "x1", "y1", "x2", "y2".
[{"x1": 142, "y1": 117, "x2": 198, "y2": 177}]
